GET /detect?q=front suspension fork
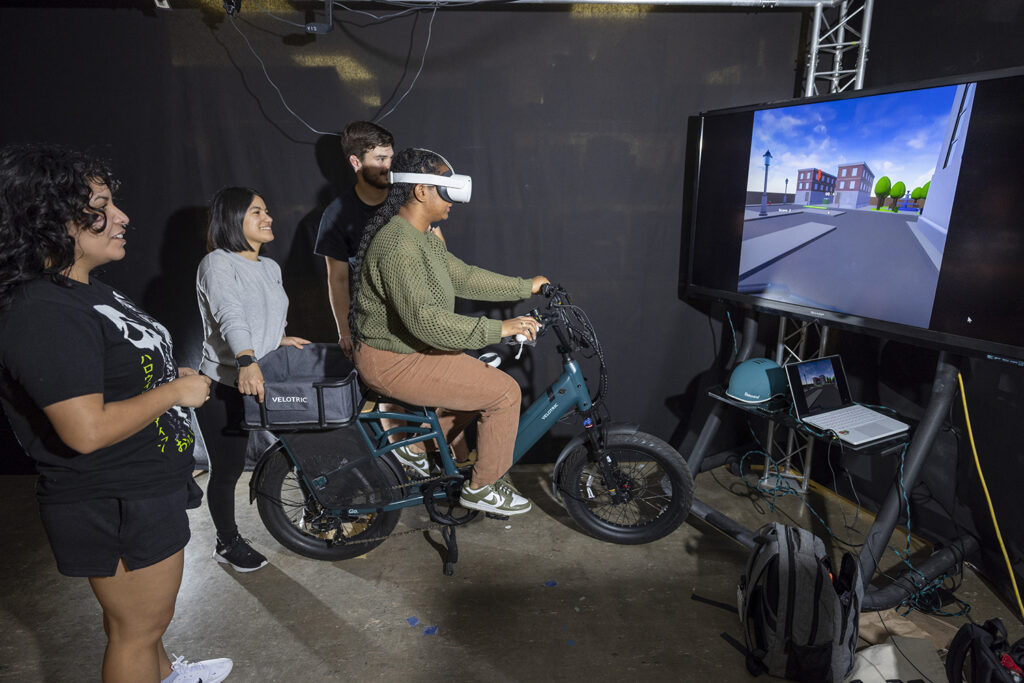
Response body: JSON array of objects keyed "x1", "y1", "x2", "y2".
[{"x1": 582, "y1": 412, "x2": 632, "y2": 505}]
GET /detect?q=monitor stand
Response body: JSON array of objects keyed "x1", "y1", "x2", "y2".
[{"x1": 685, "y1": 313, "x2": 977, "y2": 610}]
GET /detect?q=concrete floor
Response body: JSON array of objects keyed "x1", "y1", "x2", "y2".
[{"x1": 1, "y1": 463, "x2": 1021, "y2": 682}]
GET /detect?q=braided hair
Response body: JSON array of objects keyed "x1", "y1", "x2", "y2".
[
  {"x1": 0, "y1": 143, "x2": 117, "y2": 310},
  {"x1": 348, "y1": 147, "x2": 447, "y2": 347}
]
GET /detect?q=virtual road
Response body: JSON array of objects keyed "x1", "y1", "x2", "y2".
[
  {"x1": 739, "y1": 204, "x2": 940, "y2": 328},
  {"x1": 803, "y1": 383, "x2": 840, "y2": 411}
]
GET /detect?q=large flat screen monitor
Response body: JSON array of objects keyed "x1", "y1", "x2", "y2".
[{"x1": 682, "y1": 67, "x2": 1024, "y2": 362}]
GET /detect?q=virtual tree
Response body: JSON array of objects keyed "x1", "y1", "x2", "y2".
[
  {"x1": 889, "y1": 180, "x2": 906, "y2": 211},
  {"x1": 874, "y1": 176, "x2": 891, "y2": 210}
]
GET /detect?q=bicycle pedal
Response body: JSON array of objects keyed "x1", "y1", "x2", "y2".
[{"x1": 485, "y1": 512, "x2": 510, "y2": 520}]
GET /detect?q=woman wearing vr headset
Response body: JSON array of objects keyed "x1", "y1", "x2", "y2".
[
  {"x1": 349, "y1": 147, "x2": 548, "y2": 515},
  {"x1": 0, "y1": 143, "x2": 232, "y2": 682}
]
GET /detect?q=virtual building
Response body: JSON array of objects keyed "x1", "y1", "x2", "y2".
[
  {"x1": 835, "y1": 162, "x2": 875, "y2": 209},
  {"x1": 795, "y1": 167, "x2": 836, "y2": 204}
]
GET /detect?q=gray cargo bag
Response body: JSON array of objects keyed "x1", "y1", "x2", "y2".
[{"x1": 241, "y1": 343, "x2": 360, "y2": 430}]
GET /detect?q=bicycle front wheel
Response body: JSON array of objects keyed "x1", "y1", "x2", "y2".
[
  {"x1": 255, "y1": 445, "x2": 402, "y2": 561},
  {"x1": 559, "y1": 431, "x2": 693, "y2": 545}
]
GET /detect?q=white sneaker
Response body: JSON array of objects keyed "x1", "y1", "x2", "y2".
[
  {"x1": 170, "y1": 653, "x2": 233, "y2": 683},
  {"x1": 392, "y1": 444, "x2": 431, "y2": 477},
  {"x1": 459, "y1": 481, "x2": 532, "y2": 515}
]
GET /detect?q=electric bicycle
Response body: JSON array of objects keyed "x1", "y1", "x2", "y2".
[{"x1": 248, "y1": 284, "x2": 694, "y2": 572}]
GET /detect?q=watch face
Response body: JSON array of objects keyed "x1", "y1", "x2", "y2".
[{"x1": 237, "y1": 355, "x2": 256, "y2": 367}]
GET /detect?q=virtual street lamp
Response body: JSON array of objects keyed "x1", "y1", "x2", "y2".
[
  {"x1": 759, "y1": 149, "x2": 773, "y2": 217},
  {"x1": 785, "y1": 177, "x2": 789, "y2": 205}
]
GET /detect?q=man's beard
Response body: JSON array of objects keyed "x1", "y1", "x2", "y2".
[{"x1": 362, "y1": 168, "x2": 390, "y2": 190}]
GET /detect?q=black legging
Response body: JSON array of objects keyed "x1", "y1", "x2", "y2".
[{"x1": 194, "y1": 380, "x2": 248, "y2": 542}]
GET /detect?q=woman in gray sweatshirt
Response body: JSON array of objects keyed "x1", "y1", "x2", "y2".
[{"x1": 195, "y1": 186, "x2": 309, "y2": 571}]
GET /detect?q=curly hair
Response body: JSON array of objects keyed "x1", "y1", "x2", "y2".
[
  {"x1": 348, "y1": 147, "x2": 447, "y2": 346},
  {"x1": 0, "y1": 143, "x2": 117, "y2": 309}
]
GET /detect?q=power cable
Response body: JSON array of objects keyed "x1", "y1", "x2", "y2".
[
  {"x1": 226, "y1": 1, "x2": 444, "y2": 135},
  {"x1": 248, "y1": 0, "x2": 306, "y2": 28},
  {"x1": 957, "y1": 370, "x2": 1024, "y2": 623},
  {"x1": 376, "y1": 5, "x2": 438, "y2": 122},
  {"x1": 228, "y1": 14, "x2": 333, "y2": 135}
]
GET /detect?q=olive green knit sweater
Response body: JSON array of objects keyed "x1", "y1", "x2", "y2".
[{"x1": 354, "y1": 216, "x2": 533, "y2": 353}]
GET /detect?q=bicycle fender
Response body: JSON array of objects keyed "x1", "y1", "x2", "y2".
[
  {"x1": 549, "y1": 422, "x2": 639, "y2": 504},
  {"x1": 248, "y1": 438, "x2": 286, "y2": 504}
]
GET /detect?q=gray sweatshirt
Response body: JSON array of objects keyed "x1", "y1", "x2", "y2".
[{"x1": 196, "y1": 249, "x2": 289, "y2": 385}]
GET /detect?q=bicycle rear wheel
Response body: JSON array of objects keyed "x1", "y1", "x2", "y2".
[
  {"x1": 559, "y1": 431, "x2": 693, "y2": 545},
  {"x1": 255, "y1": 444, "x2": 402, "y2": 561}
]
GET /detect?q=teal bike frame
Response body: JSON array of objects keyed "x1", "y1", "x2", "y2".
[{"x1": 346, "y1": 354, "x2": 594, "y2": 516}]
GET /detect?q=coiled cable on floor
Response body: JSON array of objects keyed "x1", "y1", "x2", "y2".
[{"x1": 958, "y1": 371, "x2": 1024, "y2": 623}]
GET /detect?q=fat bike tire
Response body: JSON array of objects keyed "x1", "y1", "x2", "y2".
[
  {"x1": 255, "y1": 446, "x2": 402, "y2": 561},
  {"x1": 560, "y1": 431, "x2": 693, "y2": 545}
]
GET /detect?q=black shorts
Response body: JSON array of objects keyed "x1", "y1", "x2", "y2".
[{"x1": 38, "y1": 484, "x2": 194, "y2": 577}]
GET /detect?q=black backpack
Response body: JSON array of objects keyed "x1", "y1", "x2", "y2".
[
  {"x1": 738, "y1": 522, "x2": 863, "y2": 682},
  {"x1": 946, "y1": 618, "x2": 1024, "y2": 683}
]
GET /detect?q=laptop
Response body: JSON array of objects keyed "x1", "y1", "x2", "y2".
[{"x1": 784, "y1": 355, "x2": 909, "y2": 446}]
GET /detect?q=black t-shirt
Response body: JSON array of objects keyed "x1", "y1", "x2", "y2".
[
  {"x1": 313, "y1": 186, "x2": 380, "y2": 267},
  {"x1": 0, "y1": 276, "x2": 196, "y2": 503}
]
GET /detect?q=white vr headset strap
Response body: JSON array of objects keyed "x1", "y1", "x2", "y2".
[
  {"x1": 388, "y1": 172, "x2": 469, "y2": 189},
  {"x1": 389, "y1": 171, "x2": 472, "y2": 203}
]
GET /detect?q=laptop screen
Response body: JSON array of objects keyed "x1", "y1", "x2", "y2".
[{"x1": 785, "y1": 356, "x2": 854, "y2": 418}]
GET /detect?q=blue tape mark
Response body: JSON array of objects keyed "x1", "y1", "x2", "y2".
[
  {"x1": 424, "y1": 625, "x2": 438, "y2": 635},
  {"x1": 406, "y1": 617, "x2": 419, "y2": 627},
  {"x1": 544, "y1": 580, "x2": 558, "y2": 587}
]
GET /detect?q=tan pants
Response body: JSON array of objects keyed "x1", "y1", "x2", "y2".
[{"x1": 353, "y1": 345, "x2": 521, "y2": 486}]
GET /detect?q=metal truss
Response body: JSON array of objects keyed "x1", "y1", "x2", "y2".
[
  {"x1": 757, "y1": 1, "x2": 874, "y2": 492},
  {"x1": 759, "y1": 319, "x2": 831, "y2": 493},
  {"x1": 803, "y1": 0, "x2": 875, "y2": 96}
]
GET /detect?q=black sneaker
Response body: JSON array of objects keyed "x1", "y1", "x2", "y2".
[{"x1": 214, "y1": 534, "x2": 268, "y2": 572}]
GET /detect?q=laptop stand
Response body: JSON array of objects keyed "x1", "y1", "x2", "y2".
[{"x1": 685, "y1": 313, "x2": 977, "y2": 610}]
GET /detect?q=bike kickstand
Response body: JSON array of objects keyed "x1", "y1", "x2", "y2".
[{"x1": 441, "y1": 526, "x2": 458, "y2": 576}]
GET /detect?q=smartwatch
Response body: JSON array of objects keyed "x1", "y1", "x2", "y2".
[{"x1": 235, "y1": 354, "x2": 258, "y2": 369}]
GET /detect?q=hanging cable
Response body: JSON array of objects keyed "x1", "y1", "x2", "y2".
[
  {"x1": 725, "y1": 310, "x2": 738, "y2": 361},
  {"x1": 376, "y1": 5, "x2": 438, "y2": 122},
  {"x1": 334, "y1": 2, "x2": 421, "y2": 22},
  {"x1": 248, "y1": 0, "x2": 306, "y2": 28},
  {"x1": 228, "y1": 15, "x2": 333, "y2": 135},
  {"x1": 226, "y1": 1, "x2": 444, "y2": 135},
  {"x1": 957, "y1": 371, "x2": 1024, "y2": 623}
]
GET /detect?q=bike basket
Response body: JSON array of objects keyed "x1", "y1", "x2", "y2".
[{"x1": 242, "y1": 343, "x2": 360, "y2": 430}]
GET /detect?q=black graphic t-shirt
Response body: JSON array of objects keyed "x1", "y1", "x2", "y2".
[{"x1": 0, "y1": 276, "x2": 196, "y2": 503}]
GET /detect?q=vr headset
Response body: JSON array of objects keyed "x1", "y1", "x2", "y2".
[{"x1": 389, "y1": 150, "x2": 472, "y2": 203}]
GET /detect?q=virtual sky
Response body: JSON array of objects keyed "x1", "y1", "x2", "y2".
[{"x1": 746, "y1": 84, "x2": 960, "y2": 196}]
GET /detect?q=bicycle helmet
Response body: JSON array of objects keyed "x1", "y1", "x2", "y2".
[{"x1": 725, "y1": 358, "x2": 788, "y2": 404}]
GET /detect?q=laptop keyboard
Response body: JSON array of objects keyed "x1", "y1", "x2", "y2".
[{"x1": 808, "y1": 404, "x2": 879, "y2": 430}]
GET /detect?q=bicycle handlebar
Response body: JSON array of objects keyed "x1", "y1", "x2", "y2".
[{"x1": 540, "y1": 283, "x2": 606, "y2": 407}]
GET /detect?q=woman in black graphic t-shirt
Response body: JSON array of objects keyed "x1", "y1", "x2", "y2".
[{"x1": 0, "y1": 144, "x2": 232, "y2": 683}]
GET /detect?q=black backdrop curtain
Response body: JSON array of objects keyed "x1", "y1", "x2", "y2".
[
  {"x1": 4, "y1": 0, "x2": 1024, "y2": 606},
  {"x1": 0, "y1": 1, "x2": 804, "y2": 466}
]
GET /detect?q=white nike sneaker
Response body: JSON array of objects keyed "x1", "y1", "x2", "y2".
[
  {"x1": 459, "y1": 481, "x2": 532, "y2": 515},
  {"x1": 391, "y1": 444, "x2": 432, "y2": 478},
  {"x1": 169, "y1": 653, "x2": 233, "y2": 683}
]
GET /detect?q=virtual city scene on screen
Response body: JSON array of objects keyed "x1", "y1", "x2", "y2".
[
  {"x1": 797, "y1": 358, "x2": 842, "y2": 411},
  {"x1": 736, "y1": 83, "x2": 973, "y2": 329}
]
